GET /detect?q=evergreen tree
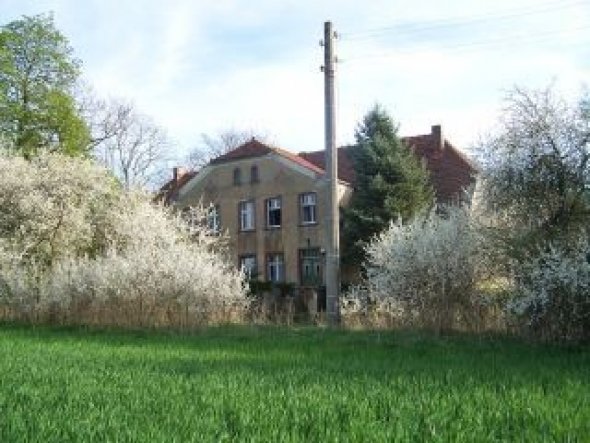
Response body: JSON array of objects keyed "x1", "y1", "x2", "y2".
[
  {"x1": 0, "y1": 13, "x2": 89, "y2": 157},
  {"x1": 342, "y1": 105, "x2": 434, "y2": 265}
]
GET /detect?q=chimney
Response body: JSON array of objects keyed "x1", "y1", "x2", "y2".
[
  {"x1": 431, "y1": 125, "x2": 443, "y2": 150},
  {"x1": 173, "y1": 166, "x2": 188, "y2": 183}
]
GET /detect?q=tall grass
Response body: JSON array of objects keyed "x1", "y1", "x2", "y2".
[{"x1": 0, "y1": 324, "x2": 588, "y2": 442}]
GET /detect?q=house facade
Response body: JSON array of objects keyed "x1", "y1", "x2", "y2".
[
  {"x1": 167, "y1": 139, "x2": 352, "y2": 287},
  {"x1": 164, "y1": 125, "x2": 477, "y2": 290}
]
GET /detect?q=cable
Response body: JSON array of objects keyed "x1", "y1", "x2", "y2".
[
  {"x1": 340, "y1": 25, "x2": 590, "y2": 63},
  {"x1": 342, "y1": 0, "x2": 587, "y2": 41}
]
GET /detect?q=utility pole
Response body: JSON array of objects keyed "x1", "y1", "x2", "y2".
[{"x1": 322, "y1": 21, "x2": 340, "y2": 325}]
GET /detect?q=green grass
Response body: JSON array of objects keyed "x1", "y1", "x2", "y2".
[{"x1": 0, "y1": 324, "x2": 588, "y2": 442}]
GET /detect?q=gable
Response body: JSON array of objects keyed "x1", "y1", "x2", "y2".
[{"x1": 176, "y1": 153, "x2": 330, "y2": 208}]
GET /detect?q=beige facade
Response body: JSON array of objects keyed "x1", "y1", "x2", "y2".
[
  {"x1": 164, "y1": 127, "x2": 477, "y2": 290},
  {"x1": 174, "y1": 149, "x2": 352, "y2": 286}
]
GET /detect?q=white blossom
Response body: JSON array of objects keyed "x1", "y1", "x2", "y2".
[{"x1": 0, "y1": 151, "x2": 248, "y2": 326}]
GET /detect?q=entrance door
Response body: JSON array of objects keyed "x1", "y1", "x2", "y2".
[{"x1": 299, "y1": 248, "x2": 322, "y2": 286}]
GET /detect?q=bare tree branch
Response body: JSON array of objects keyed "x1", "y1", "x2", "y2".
[
  {"x1": 185, "y1": 129, "x2": 269, "y2": 170},
  {"x1": 85, "y1": 95, "x2": 171, "y2": 190}
]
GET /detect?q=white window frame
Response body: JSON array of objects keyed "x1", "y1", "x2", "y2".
[
  {"x1": 267, "y1": 253, "x2": 284, "y2": 282},
  {"x1": 266, "y1": 197, "x2": 282, "y2": 228},
  {"x1": 239, "y1": 200, "x2": 255, "y2": 231},
  {"x1": 207, "y1": 205, "x2": 220, "y2": 234},
  {"x1": 300, "y1": 192, "x2": 317, "y2": 224},
  {"x1": 239, "y1": 255, "x2": 257, "y2": 279}
]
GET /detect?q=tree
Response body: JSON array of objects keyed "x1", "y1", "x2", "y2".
[
  {"x1": 89, "y1": 97, "x2": 171, "y2": 190},
  {"x1": 186, "y1": 129, "x2": 268, "y2": 170},
  {"x1": 356, "y1": 207, "x2": 495, "y2": 332},
  {"x1": 0, "y1": 13, "x2": 89, "y2": 157},
  {"x1": 0, "y1": 151, "x2": 248, "y2": 326},
  {"x1": 342, "y1": 105, "x2": 434, "y2": 265},
  {"x1": 477, "y1": 86, "x2": 590, "y2": 249}
]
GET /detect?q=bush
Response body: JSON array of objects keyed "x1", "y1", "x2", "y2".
[
  {"x1": 508, "y1": 237, "x2": 590, "y2": 342},
  {"x1": 344, "y1": 207, "x2": 502, "y2": 332},
  {"x1": 0, "y1": 153, "x2": 248, "y2": 327}
]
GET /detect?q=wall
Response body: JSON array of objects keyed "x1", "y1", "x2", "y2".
[{"x1": 176, "y1": 152, "x2": 352, "y2": 285}]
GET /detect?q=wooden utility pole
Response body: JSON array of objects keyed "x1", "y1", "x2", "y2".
[{"x1": 322, "y1": 21, "x2": 340, "y2": 324}]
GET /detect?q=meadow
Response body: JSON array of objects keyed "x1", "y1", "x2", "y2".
[{"x1": 0, "y1": 324, "x2": 588, "y2": 442}]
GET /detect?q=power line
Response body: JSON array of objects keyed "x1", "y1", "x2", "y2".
[
  {"x1": 340, "y1": 24, "x2": 589, "y2": 63},
  {"x1": 342, "y1": 0, "x2": 587, "y2": 41}
]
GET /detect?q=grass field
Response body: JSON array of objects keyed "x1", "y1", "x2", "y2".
[{"x1": 0, "y1": 324, "x2": 588, "y2": 442}]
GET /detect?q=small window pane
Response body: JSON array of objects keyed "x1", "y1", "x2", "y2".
[
  {"x1": 267, "y1": 197, "x2": 281, "y2": 227},
  {"x1": 207, "y1": 205, "x2": 220, "y2": 234},
  {"x1": 300, "y1": 193, "x2": 317, "y2": 224},
  {"x1": 240, "y1": 255, "x2": 257, "y2": 279},
  {"x1": 267, "y1": 253, "x2": 284, "y2": 282},
  {"x1": 239, "y1": 200, "x2": 255, "y2": 230},
  {"x1": 250, "y1": 165, "x2": 259, "y2": 183},
  {"x1": 233, "y1": 168, "x2": 241, "y2": 186}
]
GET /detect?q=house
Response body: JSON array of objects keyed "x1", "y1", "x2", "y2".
[{"x1": 162, "y1": 124, "x2": 477, "y2": 293}]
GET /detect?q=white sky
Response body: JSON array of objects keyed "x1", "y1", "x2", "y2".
[{"x1": 2, "y1": 0, "x2": 589, "y2": 163}]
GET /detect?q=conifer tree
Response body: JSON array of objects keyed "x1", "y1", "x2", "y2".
[{"x1": 342, "y1": 105, "x2": 434, "y2": 265}]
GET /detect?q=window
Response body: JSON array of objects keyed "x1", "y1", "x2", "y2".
[
  {"x1": 266, "y1": 197, "x2": 282, "y2": 228},
  {"x1": 267, "y1": 253, "x2": 284, "y2": 282},
  {"x1": 182, "y1": 206, "x2": 202, "y2": 233},
  {"x1": 250, "y1": 165, "x2": 259, "y2": 184},
  {"x1": 300, "y1": 192, "x2": 317, "y2": 224},
  {"x1": 239, "y1": 200, "x2": 255, "y2": 231},
  {"x1": 207, "y1": 205, "x2": 220, "y2": 234},
  {"x1": 233, "y1": 168, "x2": 241, "y2": 186},
  {"x1": 300, "y1": 248, "x2": 322, "y2": 286},
  {"x1": 239, "y1": 255, "x2": 257, "y2": 279}
]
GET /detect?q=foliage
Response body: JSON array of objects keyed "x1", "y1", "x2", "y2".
[
  {"x1": 508, "y1": 237, "x2": 590, "y2": 342},
  {"x1": 342, "y1": 105, "x2": 434, "y2": 265},
  {"x1": 0, "y1": 325, "x2": 588, "y2": 442},
  {"x1": 477, "y1": 86, "x2": 590, "y2": 251},
  {"x1": 0, "y1": 13, "x2": 89, "y2": 157},
  {"x1": 0, "y1": 152, "x2": 118, "y2": 268},
  {"x1": 0, "y1": 152, "x2": 248, "y2": 326},
  {"x1": 349, "y1": 206, "x2": 500, "y2": 332}
]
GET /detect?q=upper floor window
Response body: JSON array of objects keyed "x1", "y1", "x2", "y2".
[
  {"x1": 207, "y1": 204, "x2": 221, "y2": 234},
  {"x1": 233, "y1": 168, "x2": 241, "y2": 186},
  {"x1": 250, "y1": 165, "x2": 259, "y2": 184},
  {"x1": 266, "y1": 197, "x2": 282, "y2": 228},
  {"x1": 300, "y1": 192, "x2": 317, "y2": 224},
  {"x1": 239, "y1": 200, "x2": 255, "y2": 231},
  {"x1": 267, "y1": 253, "x2": 284, "y2": 282}
]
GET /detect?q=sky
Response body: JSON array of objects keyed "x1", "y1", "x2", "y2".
[{"x1": 1, "y1": 0, "x2": 589, "y2": 165}]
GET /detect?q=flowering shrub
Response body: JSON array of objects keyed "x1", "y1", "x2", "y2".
[
  {"x1": 345, "y1": 207, "x2": 500, "y2": 332},
  {"x1": 508, "y1": 238, "x2": 590, "y2": 342},
  {"x1": 0, "y1": 152, "x2": 248, "y2": 326}
]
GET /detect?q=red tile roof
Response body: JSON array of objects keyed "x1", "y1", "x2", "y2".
[
  {"x1": 210, "y1": 137, "x2": 325, "y2": 175},
  {"x1": 159, "y1": 127, "x2": 478, "y2": 204},
  {"x1": 300, "y1": 128, "x2": 478, "y2": 203},
  {"x1": 299, "y1": 146, "x2": 357, "y2": 184},
  {"x1": 155, "y1": 169, "x2": 197, "y2": 204},
  {"x1": 209, "y1": 138, "x2": 273, "y2": 164}
]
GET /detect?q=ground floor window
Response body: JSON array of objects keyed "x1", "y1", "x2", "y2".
[
  {"x1": 266, "y1": 253, "x2": 284, "y2": 282},
  {"x1": 239, "y1": 255, "x2": 257, "y2": 279}
]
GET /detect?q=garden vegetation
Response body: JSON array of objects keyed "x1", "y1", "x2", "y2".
[{"x1": 0, "y1": 152, "x2": 248, "y2": 327}]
